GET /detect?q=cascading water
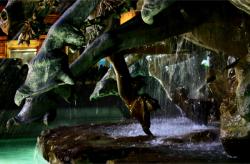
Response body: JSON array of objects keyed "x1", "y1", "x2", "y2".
[
  {"x1": 146, "y1": 44, "x2": 208, "y2": 101},
  {"x1": 101, "y1": 46, "x2": 228, "y2": 161},
  {"x1": 0, "y1": 35, "x2": 229, "y2": 163},
  {"x1": 105, "y1": 40, "x2": 218, "y2": 139},
  {"x1": 0, "y1": 41, "x2": 235, "y2": 163},
  {"x1": 141, "y1": 38, "x2": 212, "y2": 120}
]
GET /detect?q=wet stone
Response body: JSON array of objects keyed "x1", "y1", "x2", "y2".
[
  {"x1": 37, "y1": 121, "x2": 241, "y2": 163},
  {"x1": 163, "y1": 130, "x2": 218, "y2": 144}
]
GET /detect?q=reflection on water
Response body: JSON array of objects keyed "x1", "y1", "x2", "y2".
[
  {"x1": 0, "y1": 138, "x2": 47, "y2": 164},
  {"x1": 0, "y1": 107, "x2": 123, "y2": 163},
  {"x1": 0, "y1": 107, "x2": 124, "y2": 139}
]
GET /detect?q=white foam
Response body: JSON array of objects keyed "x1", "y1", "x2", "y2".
[{"x1": 106, "y1": 117, "x2": 211, "y2": 137}]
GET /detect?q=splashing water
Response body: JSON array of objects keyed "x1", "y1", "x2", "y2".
[
  {"x1": 144, "y1": 38, "x2": 211, "y2": 105},
  {"x1": 175, "y1": 37, "x2": 185, "y2": 60},
  {"x1": 106, "y1": 117, "x2": 212, "y2": 138}
]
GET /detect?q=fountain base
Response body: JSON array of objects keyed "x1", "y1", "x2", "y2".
[{"x1": 37, "y1": 119, "x2": 240, "y2": 163}]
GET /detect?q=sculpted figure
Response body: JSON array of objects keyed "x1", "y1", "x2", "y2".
[{"x1": 1, "y1": 1, "x2": 250, "y2": 155}]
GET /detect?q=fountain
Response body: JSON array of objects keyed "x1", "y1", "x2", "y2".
[
  {"x1": 0, "y1": 35, "x2": 235, "y2": 163},
  {"x1": 0, "y1": 0, "x2": 249, "y2": 161},
  {"x1": 33, "y1": 40, "x2": 233, "y2": 163},
  {"x1": 0, "y1": 46, "x2": 246, "y2": 163}
]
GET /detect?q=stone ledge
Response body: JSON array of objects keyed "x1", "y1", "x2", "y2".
[{"x1": 37, "y1": 121, "x2": 235, "y2": 163}]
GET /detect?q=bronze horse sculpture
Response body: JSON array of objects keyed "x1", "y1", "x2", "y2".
[{"x1": 1, "y1": 0, "x2": 250, "y2": 157}]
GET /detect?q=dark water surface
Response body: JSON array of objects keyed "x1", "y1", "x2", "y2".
[
  {"x1": 0, "y1": 107, "x2": 123, "y2": 163},
  {"x1": 0, "y1": 108, "x2": 244, "y2": 163}
]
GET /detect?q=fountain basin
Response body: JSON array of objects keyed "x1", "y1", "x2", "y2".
[{"x1": 37, "y1": 118, "x2": 239, "y2": 163}]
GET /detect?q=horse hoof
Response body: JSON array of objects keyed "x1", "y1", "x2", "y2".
[
  {"x1": 143, "y1": 126, "x2": 154, "y2": 137},
  {"x1": 128, "y1": 94, "x2": 160, "y2": 135}
]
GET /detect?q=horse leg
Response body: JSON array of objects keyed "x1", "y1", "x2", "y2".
[
  {"x1": 68, "y1": 1, "x2": 214, "y2": 135},
  {"x1": 107, "y1": 54, "x2": 159, "y2": 136}
]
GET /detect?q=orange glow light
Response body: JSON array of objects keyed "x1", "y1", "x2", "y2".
[{"x1": 120, "y1": 10, "x2": 136, "y2": 25}]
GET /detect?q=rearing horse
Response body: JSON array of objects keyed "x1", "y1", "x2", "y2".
[{"x1": 3, "y1": 0, "x2": 250, "y2": 148}]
